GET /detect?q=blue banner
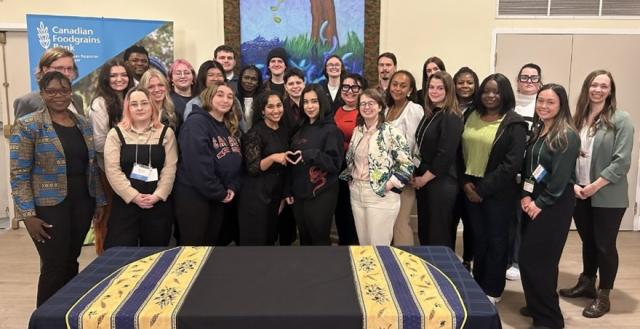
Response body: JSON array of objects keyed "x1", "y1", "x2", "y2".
[{"x1": 26, "y1": 14, "x2": 168, "y2": 91}]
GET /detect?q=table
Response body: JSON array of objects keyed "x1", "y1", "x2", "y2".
[{"x1": 30, "y1": 246, "x2": 501, "y2": 329}]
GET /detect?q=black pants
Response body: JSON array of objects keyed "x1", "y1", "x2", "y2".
[
  {"x1": 452, "y1": 191, "x2": 474, "y2": 262},
  {"x1": 237, "y1": 188, "x2": 280, "y2": 246},
  {"x1": 278, "y1": 205, "x2": 297, "y2": 245},
  {"x1": 33, "y1": 175, "x2": 95, "y2": 307},
  {"x1": 416, "y1": 176, "x2": 458, "y2": 249},
  {"x1": 573, "y1": 198, "x2": 626, "y2": 289},
  {"x1": 520, "y1": 185, "x2": 574, "y2": 329},
  {"x1": 218, "y1": 199, "x2": 239, "y2": 246},
  {"x1": 293, "y1": 184, "x2": 339, "y2": 245},
  {"x1": 104, "y1": 196, "x2": 173, "y2": 248},
  {"x1": 334, "y1": 179, "x2": 358, "y2": 245},
  {"x1": 174, "y1": 184, "x2": 225, "y2": 246},
  {"x1": 466, "y1": 192, "x2": 514, "y2": 297},
  {"x1": 508, "y1": 198, "x2": 527, "y2": 266}
]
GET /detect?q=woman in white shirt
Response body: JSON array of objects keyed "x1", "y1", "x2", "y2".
[{"x1": 384, "y1": 70, "x2": 424, "y2": 246}]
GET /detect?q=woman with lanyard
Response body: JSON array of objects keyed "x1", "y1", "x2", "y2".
[
  {"x1": 103, "y1": 86, "x2": 177, "y2": 247},
  {"x1": 559, "y1": 70, "x2": 634, "y2": 318},
  {"x1": 385, "y1": 70, "x2": 424, "y2": 246},
  {"x1": 519, "y1": 84, "x2": 580, "y2": 329},
  {"x1": 333, "y1": 73, "x2": 367, "y2": 245},
  {"x1": 413, "y1": 71, "x2": 463, "y2": 248}
]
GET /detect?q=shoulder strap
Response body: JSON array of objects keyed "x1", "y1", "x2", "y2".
[
  {"x1": 114, "y1": 126, "x2": 126, "y2": 145},
  {"x1": 158, "y1": 125, "x2": 169, "y2": 145}
]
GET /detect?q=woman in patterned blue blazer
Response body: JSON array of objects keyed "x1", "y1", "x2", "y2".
[{"x1": 10, "y1": 71, "x2": 106, "y2": 307}]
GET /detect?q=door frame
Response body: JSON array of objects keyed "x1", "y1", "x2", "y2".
[{"x1": 491, "y1": 28, "x2": 640, "y2": 231}]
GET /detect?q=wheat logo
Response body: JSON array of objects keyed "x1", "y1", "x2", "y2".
[{"x1": 37, "y1": 21, "x2": 50, "y2": 49}]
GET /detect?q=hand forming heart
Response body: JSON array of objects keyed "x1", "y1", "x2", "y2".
[{"x1": 286, "y1": 150, "x2": 303, "y2": 165}]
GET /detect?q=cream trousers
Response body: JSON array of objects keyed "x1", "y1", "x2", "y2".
[{"x1": 349, "y1": 180, "x2": 401, "y2": 245}]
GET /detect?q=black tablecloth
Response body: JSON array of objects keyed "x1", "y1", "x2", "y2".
[{"x1": 30, "y1": 246, "x2": 501, "y2": 329}]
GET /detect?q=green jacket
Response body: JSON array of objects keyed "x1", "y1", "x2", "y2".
[{"x1": 588, "y1": 110, "x2": 634, "y2": 208}]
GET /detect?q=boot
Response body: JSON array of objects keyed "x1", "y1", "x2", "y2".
[
  {"x1": 559, "y1": 273, "x2": 596, "y2": 298},
  {"x1": 583, "y1": 289, "x2": 611, "y2": 318}
]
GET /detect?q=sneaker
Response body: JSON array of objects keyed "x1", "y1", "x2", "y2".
[
  {"x1": 506, "y1": 266, "x2": 521, "y2": 281},
  {"x1": 487, "y1": 295, "x2": 502, "y2": 305}
]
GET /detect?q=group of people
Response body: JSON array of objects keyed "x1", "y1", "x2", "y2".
[{"x1": 10, "y1": 45, "x2": 633, "y2": 329}]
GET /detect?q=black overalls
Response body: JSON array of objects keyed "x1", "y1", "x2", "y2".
[{"x1": 104, "y1": 125, "x2": 173, "y2": 248}]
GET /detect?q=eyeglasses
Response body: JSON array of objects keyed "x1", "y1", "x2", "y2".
[
  {"x1": 518, "y1": 75, "x2": 540, "y2": 83},
  {"x1": 42, "y1": 88, "x2": 72, "y2": 96},
  {"x1": 341, "y1": 84, "x2": 361, "y2": 93},
  {"x1": 359, "y1": 101, "x2": 377, "y2": 108}
]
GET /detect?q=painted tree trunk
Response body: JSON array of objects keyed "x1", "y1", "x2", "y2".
[{"x1": 310, "y1": 0, "x2": 338, "y2": 47}]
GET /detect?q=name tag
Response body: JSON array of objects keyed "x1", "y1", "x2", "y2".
[
  {"x1": 146, "y1": 168, "x2": 158, "y2": 182},
  {"x1": 523, "y1": 178, "x2": 535, "y2": 193},
  {"x1": 532, "y1": 164, "x2": 547, "y2": 183},
  {"x1": 131, "y1": 163, "x2": 152, "y2": 182}
]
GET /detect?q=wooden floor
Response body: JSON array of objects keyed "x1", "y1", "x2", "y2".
[{"x1": 1, "y1": 227, "x2": 638, "y2": 328}]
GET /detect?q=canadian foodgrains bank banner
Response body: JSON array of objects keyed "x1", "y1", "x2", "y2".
[{"x1": 26, "y1": 14, "x2": 174, "y2": 102}]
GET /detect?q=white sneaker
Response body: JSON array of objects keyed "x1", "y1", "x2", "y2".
[
  {"x1": 487, "y1": 295, "x2": 502, "y2": 305},
  {"x1": 506, "y1": 266, "x2": 521, "y2": 281}
]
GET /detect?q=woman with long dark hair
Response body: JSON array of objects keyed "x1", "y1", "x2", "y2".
[
  {"x1": 416, "y1": 56, "x2": 446, "y2": 106},
  {"x1": 289, "y1": 84, "x2": 343, "y2": 245},
  {"x1": 238, "y1": 91, "x2": 291, "y2": 245},
  {"x1": 89, "y1": 59, "x2": 134, "y2": 254},
  {"x1": 559, "y1": 70, "x2": 634, "y2": 318},
  {"x1": 520, "y1": 84, "x2": 580, "y2": 329}
]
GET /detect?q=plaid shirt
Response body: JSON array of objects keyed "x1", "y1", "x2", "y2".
[{"x1": 10, "y1": 108, "x2": 106, "y2": 219}]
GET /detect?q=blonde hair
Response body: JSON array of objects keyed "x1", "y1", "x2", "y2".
[
  {"x1": 139, "y1": 68, "x2": 177, "y2": 130},
  {"x1": 118, "y1": 87, "x2": 162, "y2": 131},
  {"x1": 201, "y1": 82, "x2": 240, "y2": 136},
  {"x1": 36, "y1": 47, "x2": 77, "y2": 80}
]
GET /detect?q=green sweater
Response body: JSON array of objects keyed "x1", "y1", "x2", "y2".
[
  {"x1": 585, "y1": 110, "x2": 635, "y2": 208},
  {"x1": 523, "y1": 129, "x2": 580, "y2": 209}
]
